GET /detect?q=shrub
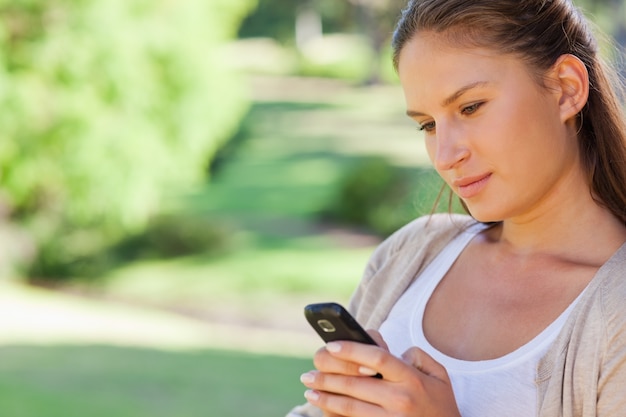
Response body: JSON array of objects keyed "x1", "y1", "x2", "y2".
[
  {"x1": 324, "y1": 157, "x2": 463, "y2": 236},
  {"x1": 116, "y1": 214, "x2": 233, "y2": 261},
  {"x1": 0, "y1": 0, "x2": 256, "y2": 280},
  {"x1": 27, "y1": 213, "x2": 234, "y2": 282}
]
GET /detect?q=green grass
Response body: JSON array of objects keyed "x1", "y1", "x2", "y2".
[
  {"x1": 0, "y1": 345, "x2": 311, "y2": 417},
  {"x1": 106, "y1": 245, "x2": 373, "y2": 302}
]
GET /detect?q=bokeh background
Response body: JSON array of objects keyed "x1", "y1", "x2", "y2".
[{"x1": 0, "y1": 0, "x2": 624, "y2": 416}]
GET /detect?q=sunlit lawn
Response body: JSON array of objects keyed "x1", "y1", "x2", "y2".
[
  {"x1": 0, "y1": 345, "x2": 311, "y2": 417},
  {"x1": 0, "y1": 282, "x2": 316, "y2": 417},
  {"x1": 106, "y1": 243, "x2": 373, "y2": 303}
]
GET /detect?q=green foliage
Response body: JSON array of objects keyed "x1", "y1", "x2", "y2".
[
  {"x1": 238, "y1": 0, "x2": 297, "y2": 42},
  {"x1": 238, "y1": 0, "x2": 356, "y2": 43},
  {"x1": 0, "y1": 0, "x2": 256, "y2": 279},
  {"x1": 327, "y1": 157, "x2": 409, "y2": 229},
  {"x1": 27, "y1": 213, "x2": 235, "y2": 282},
  {"x1": 324, "y1": 157, "x2": 465, "y2": 236},
  {"x1": 236, "y1": 0, "x2": 407, "y2": 83},
  {"x1": 116, "y1": 213, "x2": 233, "y2": 260}
]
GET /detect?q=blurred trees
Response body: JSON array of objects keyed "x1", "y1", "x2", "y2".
[
  {"x1": 344, "y1": 0, "x2": 406, "y2": 83},
  {"x1": 239, "y1": 0, "x2": 406, "y2": 83},
  {"x1": 240, "y1": 0, "x2": 625, "y2": 69},
  {"x1": 0, "y1": 0, "x2": 256, "y2": 279},
  {"x1": 239, "y1": 0, "x2": 350, "y2": 43},
  {"x1": 239, "y1": 0, "x2": 404, "y2": 44},
  {"x1": 578, "y1": 0, "x2": 626, "y2": 42},
  {"x1": 578, "y1": 0, "x2": 626, "y2": 79}
]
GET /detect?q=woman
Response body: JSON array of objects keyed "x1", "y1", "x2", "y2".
[{"x1": 288, "y1": 0, "x2": 626, "y2": 416}]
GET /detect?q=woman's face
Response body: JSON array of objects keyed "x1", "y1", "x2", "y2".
[{"x1": 398, "y1": 32, "x2": 582, "y2": 223}]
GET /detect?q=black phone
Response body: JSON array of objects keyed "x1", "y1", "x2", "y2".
[{"x1": 304, "y1": 302, "x2": 378, "y2": 346}]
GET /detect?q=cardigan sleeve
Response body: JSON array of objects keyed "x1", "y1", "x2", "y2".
[
  {"x1": 536, "y1": 242, "x2": 626, "y2": 417},
  {"x1": 596, "y1": 264, "x2": 626, "y2": 416}
]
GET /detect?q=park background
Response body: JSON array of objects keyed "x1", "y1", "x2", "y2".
[{"x1": 0, "y1": 0, "x2": 624, "y2": 416}]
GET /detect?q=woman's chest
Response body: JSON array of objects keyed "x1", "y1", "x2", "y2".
[{"x1": 422, "y1": 250, "x2": 594, "y2": 361}]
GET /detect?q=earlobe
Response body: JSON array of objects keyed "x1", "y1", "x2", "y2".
[{"x1": 553, "y1": 54, "x2": 589, "y2": 123}]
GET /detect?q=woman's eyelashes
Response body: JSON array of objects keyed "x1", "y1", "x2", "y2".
[
  {"x1": 461, "y1": 102, "x2": 484, "y2": 115},
  {"x1": 418, "y1": 121, "x2": 436, "y2": 132},
  {"x1": 416, "y1": 102, "x2": 486, "y2": 133}
]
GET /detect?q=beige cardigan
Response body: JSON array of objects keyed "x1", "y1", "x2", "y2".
[{"x1": 287, "y1": 214, "x2": 626, "y2": 417}]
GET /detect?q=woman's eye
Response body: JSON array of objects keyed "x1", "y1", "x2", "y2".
[
  {"x1": 461, "y1": 102, "x2": 483, "y2": 115},
  {"x1": 418, "y1": 121, "x2": 436, "y2": 132}
]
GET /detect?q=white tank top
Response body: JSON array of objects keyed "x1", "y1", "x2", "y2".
[{"x1": 378, "y1": 223, "x2": 585, "y2": 417}]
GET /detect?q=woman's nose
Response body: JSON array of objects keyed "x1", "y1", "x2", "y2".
[{"x1": 431, "y1": 125, "x2": 470, "y2": 171}]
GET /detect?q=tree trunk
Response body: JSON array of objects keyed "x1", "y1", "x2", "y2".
[{"x1": 295, "y1": 0, "x2": 322, "y2": 51}]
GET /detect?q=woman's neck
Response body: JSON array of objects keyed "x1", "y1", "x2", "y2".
[{"x1": 491, "y1": 200, "x2": 626, "y2": 266}]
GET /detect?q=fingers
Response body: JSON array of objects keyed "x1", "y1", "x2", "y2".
[
  {"x1": 314, "y1": 331, "x2": 388, "y2": 378},
  {"x1": 304, "y1": 389, "x2": 382, "y2": 417},
  {"x1": 301, "y1": 368, "x2": 382, "y2": 401},
  {"x1": 305, "y1": 389, "x2": 380, "y2": 417},
  {"x1": 301, "y1": 372, "x2": 384, "y2": 417},
  {"x1": 320, "y1": 341, "x2": 412, "y2": 383},
  {"x1": 301, "y1": 343, "x2": 459, "y2": 417},
  {"x1": 319, "y1": 341, "x2": 452, "y2": 385},
  {"x1": 312, "y1": 345, "x2": 366, "y2": 377}
]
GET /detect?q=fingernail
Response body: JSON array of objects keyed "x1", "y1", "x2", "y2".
[
  {"x1": 326, "y1": 342, "x2": 341, "y2": 353},
  {"x1": 304, "y1": 390, "x2": 320, "y2": 402},
  {"x1": 300, "y1": 372, "x2": 315, "y2": 384},
  {"x1": 358, "y1": 366, "x2": 378, "y2": 376}
]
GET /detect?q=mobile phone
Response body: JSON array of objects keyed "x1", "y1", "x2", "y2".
[{"x1": 304, "y1": 302, "x2": 378, "y2": 346}]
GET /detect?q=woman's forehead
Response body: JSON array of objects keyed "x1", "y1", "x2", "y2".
[
  {"x1": 398, "y1": 34, "x2": 513, "y2": 87},
  {"x1": 398, "y1": 31, "x2": 502, "y2": 66},
  {"x1": 397, "y1": 34, "x2": 537, "y2": 111}
]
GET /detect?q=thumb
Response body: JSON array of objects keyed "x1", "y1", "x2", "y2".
[{"x1": 402, "y1": 347, "x2": 450, "y2": 382}]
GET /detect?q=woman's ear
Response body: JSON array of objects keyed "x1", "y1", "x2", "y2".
[{"x1": 552, "y1": 54, "x2": 589, "y2": 123}]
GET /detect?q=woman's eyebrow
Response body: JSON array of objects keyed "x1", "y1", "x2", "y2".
[{"x1": 406, "y1": 81, "x2": 491, "y2": 118}]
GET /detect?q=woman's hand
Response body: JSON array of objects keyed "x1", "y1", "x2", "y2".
[{"x1": 300, "y1": 331, "x2": 461, "y2": 417}]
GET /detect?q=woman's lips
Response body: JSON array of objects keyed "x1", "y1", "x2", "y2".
[{"x1": 453, "y1": 173, "x2": 492, "y2": 199}]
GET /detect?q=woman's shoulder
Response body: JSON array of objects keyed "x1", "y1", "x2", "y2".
[
  {"x1": 595, "y1": 241, "x2": 626, "y2": 295},
  {"x1": 586, "y1": 243, "x2": 626, "y2": 386},
  {"x1": 364, "y1": 213, "x2": 478, "y2": 273},
  {"x1": 597, "y1": 242, "x2": 626, "y2": 313},
  {"x1": 572, "y1": 242, "x2": 626, "y2": 341},
  {"x1": 382, "y1": 213, "x2": 477, "y2": 252}
]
